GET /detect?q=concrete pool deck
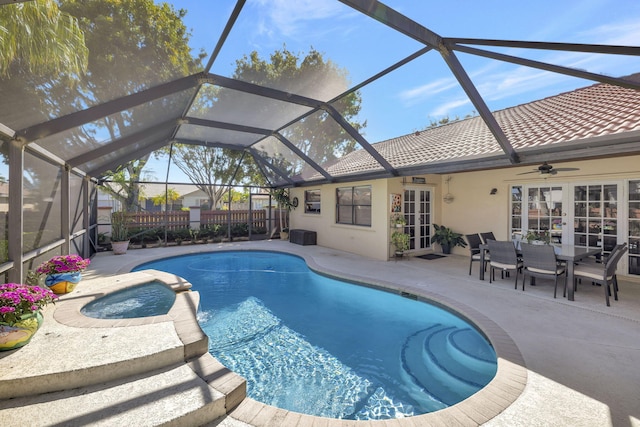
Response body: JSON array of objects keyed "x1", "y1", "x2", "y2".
[{"x1": 1, "y1": 240, "x2": 639, "y2": 426}]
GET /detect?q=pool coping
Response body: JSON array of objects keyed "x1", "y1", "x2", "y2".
[
  {"x1": 53, "y1": 269, "x2": 212, "y2": 362},
  {"x1": 54, "y1": 269, "x2": 192, "y2": 328},
  {"x1": 114, "y1": 248, "x2": 528, "y2": 426}
]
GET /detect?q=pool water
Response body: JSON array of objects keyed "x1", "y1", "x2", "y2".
[
  {"x1": 81, "y1": 281, "x2": 176, "y2": 319},
  {"x1": 135, "y1": 251, "x2": 497, "y2": 420}
]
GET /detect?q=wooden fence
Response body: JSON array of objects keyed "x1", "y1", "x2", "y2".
[{"x1": 125, "y1": 209, "x2": 282, "y2": 231}]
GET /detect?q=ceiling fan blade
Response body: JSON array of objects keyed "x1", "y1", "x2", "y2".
[
  {"x1": 517, "y1": 170, "x2": 539, "y2": 175},
  {"x1": 554, "y1": 167, "x2": 580, "y2": 172}
]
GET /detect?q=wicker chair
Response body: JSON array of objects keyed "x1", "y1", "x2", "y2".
[
  {"x1": 520, "y1": 243, "x2": 566, "y2": 298},
  {"x1": 576, "y1": 243, "x2": 627, "y2": 293},
  {"x1": 480, "y1": 232, "x2": 496, "y2": 244},
  {"x1": 487, "y1": 240, "x2": 522, "y2": 287},
  {"x1": 573, "y1": 243, "x2": 628, "y2": 306},
  {"x1": 465, "y1": 233, "x2": 488, "y2": 275}
]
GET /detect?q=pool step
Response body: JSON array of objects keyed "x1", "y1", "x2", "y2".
[
  {"x1": 0, "y1": 290, "x2": 206, "y2": 400},
  {"x1": 0, "y1": 359, "x2": 228, "y2": 426},
  {"x1": 0, "y1": 279, "x2": 247, "y2": 426},
  {"x1": 401, "y1": 324, "x2": 497, "y2": 406}
]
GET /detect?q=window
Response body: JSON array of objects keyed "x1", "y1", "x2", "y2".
[
  {"x1": 336, "y1": 186, "x2": 371, "y2": 226},
  {"x1": 304, "y1": 189, "x2": 321, "y2": 214}
]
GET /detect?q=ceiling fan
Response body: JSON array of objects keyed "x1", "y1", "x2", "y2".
[{"x1": 518, "y1": 162, "x2": 580, "y2": 175}]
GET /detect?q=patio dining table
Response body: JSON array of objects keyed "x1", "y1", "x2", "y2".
[{"x1": 479, "y1": 242, "x2": 602, "y2": 301}]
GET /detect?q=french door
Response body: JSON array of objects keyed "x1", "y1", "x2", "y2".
[
  {"x1": 511, "y1": 181, "x2": 635, "y2": 275},
  {"x1": 403, "y1": 188, "x2": 433, "y2": 252},
  {"x1": 511, "y1": 184, "x2": 569, "y2": 244}
]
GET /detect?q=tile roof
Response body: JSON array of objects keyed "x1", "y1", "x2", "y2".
[{"x1": 324, "y1": 73, "x2": 640, "y2": 177}]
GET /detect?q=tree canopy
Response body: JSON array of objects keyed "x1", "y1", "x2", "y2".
[
  {"x1": 167, "y1": 145, "x2": 243, "y2": 210},
  {"x1": 58, "y1": 0, "x2": 204, "y2": 211},
  {"x1": 0, "y1": 0, "x2": 88, "y2": 78},
  {"x1": 230, "y1": 46, "x2": 365, "y2": 184},
  {"x1": 167, "y1": 46, "x2": 366, "y2": 202}
]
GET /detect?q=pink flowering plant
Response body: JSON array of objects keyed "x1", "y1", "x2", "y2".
[
  {"x1": 36, "y1": 255, "x2": 90, "y2": 276},
  {"x1": 0, "y1": 283, "x2": 57, "y2": 325}
]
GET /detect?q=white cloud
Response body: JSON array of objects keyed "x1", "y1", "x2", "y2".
[
  {"x1": 398, "y1": 78, "x2": 459, "y2": 106},
  {"x1": 250, "y1": 0, "x2": 348, "y2": 38},
  {"x1": 429, "y1": 97, "x2": 472, "y2": 117},
  {"x1": 577, "y1": 19, "x2": 640, "y2": 45}
]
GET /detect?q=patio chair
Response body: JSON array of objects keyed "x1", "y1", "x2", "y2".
[
  {"x1": 573, "y1": 243, "x2": 628, "y2": 306},
  {"x1": 465, "y1": 233, "x2": 488, "y2": 275},
  {"x1": 480, "y1": 232, "x2": 496, "y2": 244},
  {"x1": 487, "y1": 240, "x2": 522, "y2": 288},
  {"x1": 520, "y1": 243, "x2": 566, "y2": 298},
  {"x1": 576, "y1": 243, "x2": 626, "y2": 293}
]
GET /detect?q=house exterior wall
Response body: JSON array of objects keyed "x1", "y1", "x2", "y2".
[
  {"x1": 289, "y1": 180, "x2": 391, "y2": 260},
  {"x1": 441, "y1": 155, "x2": 640, "y2": 256},
  {"x1": 289, "y1": 154, "x2": 640, "y2": 269}
]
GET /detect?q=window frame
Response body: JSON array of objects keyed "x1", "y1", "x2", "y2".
[
  {"x1": 336, "y1": 185, "x2": 372, "y2": 226},
  {"x1": 304, "y1": 189, "x2": 321, "y2": 214}
]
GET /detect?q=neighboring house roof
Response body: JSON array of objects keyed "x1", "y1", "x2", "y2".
[
  {"x1": 322, "y1": 73, "x2": 640, "y2": 178},
  {"x1": 139, "y1": 183, "x2": 199, "y2": 198}
]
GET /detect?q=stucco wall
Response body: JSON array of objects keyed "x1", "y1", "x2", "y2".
[
  {"x1": 441, "y1": 155, "x2": 640, "y2": 252},
  {"x1": 289, "y1": 180, "x2": 391, "y2": 260},
  {"x1": 289, "y1": 154, "x2": 640, "y2": 264}
]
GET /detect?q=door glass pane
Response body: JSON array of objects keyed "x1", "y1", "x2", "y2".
[
  {"x1": 628, "y1": 180, "x2": 640, "y2": 275},
  {"x1": 510, "y1": 186, "x2": 523, "y2": 239},
  {"x1": 524, "y1": 185, "x2": 562, "y2": 243},
  {"x1": 575, "y1": 184, "x2": 618, "y2": 257}
]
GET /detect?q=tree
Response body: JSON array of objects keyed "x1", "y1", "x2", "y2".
[
  {"x1": 422, "y1": 111, "x2": 478, "y2": 130},
  {"x1": 103, "y1": 167, "x2": 150, "y2": 211},
  {"x1": 59, "y1": 0, "x2": 204, "y2": 211},
  {"x1": 168, "y1": 145, "x2": 241, "y2": 209},
  {"x1": 0, "y1": 0, "x2": 88, "y2": 145},
  {"x1": 151, "y1": 188, "x2": 180, "y2": 211},
  {"x1": 226, "y1": 46, "x2": 366, "y2": 185},
  {"x1": 0, "y1": 0, "x2": 88, "y2": 78}
]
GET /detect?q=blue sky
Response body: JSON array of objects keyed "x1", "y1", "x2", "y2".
[
  {"x1": 169, "y1": 0, "x2": 640, "y2": 146},
  {"x1": 8, "y1": 1, "x2": 638, "y2": 185},
  {"x1": 139, "y1": 0, "x2": 640, "y2": 183}
]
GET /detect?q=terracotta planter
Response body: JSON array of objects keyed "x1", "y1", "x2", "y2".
[
  {"x1": 0, "y1": 311, "x2": 44, "y2": 351},
  {"x1": 111, "y1": 240, "x2": 130, "y2": 255},
  {"x1": 45, "y1": 272, "x2": 82, "y2": 295}
]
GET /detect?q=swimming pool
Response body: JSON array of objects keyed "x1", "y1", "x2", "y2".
[{"x1": 135, "y1": 251, "x2": 497, "y2": 420}]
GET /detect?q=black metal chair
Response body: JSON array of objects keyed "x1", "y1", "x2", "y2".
[
  {"x1": 520, "y1": 243, "x2": 566, "y2": 298},
  {"x1": 465, "y1": 233, "x2": 488, "y2": 276},
  {"x1": 573, "y1": 243, "x2": 628, "y2": 306},
  {"x1": 480, "y1": 232, "x2": 496, "y2": 244},
  {"x1": 487, "y1": 240, "x2": 522, "y2": 288}
]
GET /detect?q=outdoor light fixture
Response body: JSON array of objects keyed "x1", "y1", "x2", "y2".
[
  {"x1": 443, "y1": 176, "x2": 454, "y2": 204},
  {"x1": 490, "y1": 188, "x2": 498, "y2": 195}
]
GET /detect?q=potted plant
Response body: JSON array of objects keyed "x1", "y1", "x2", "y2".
[
  {"x1": 391, "y1": 213, "x2": 407, "y2": 228},
  {"x1": 525, "y1": 230, "x2": 550, "y2": 245},
  {"x1": 272, "y1": 189, "x2": 296, "y2": 240},
  {"x1": 0, "y1": 282, "x2": 57, "y2": 351},
  {"x1": 110, "y1": 211, "x2": 131, "y2": 255},
  {"x1": 281, "y1": 227, "x2": 289, "y2": 240},
  {"x1": 35, "y1": 254, "x2": 91, "y2": 294},
  {"x1": 391, "y1": 231, "x2": 410, "y2": 257},
  {"x1": 430, "y1": 224, "x2": 467, "y2": 254}
]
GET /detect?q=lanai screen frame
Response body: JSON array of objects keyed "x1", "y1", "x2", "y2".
[{"x1": 1, "y1": 0, "x2": 639, "y2": 282}]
